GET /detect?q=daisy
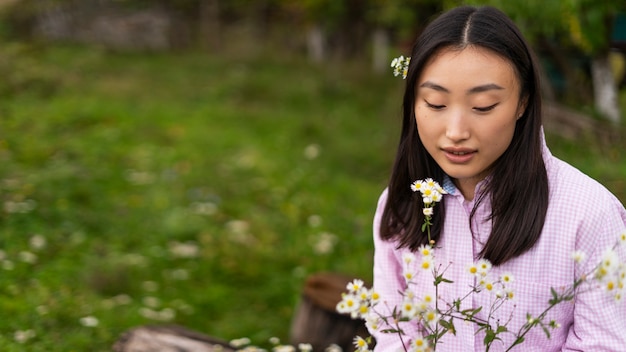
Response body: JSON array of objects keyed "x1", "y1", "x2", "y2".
[{"x1": 347, "y1": 279, "x2": 365, "y2": 293}]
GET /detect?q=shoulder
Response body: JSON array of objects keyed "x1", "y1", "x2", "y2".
[
  {"x1": 547, "y1": 155, "x2": 623, "y2": 209},
  {"x1": 545, "y1": 154, "x2": 626, "y2": 241}
]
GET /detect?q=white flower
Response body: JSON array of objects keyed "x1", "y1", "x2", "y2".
[
  {"x1": 14, "y1": 329, "x2": 36, "y2": 343},
  {"x1": 369, "y1": 290, "x2": 380, "y2": 304},
  {"x1": 303, "y1": 144, "x2": 321, "y2": 160},
  {"x1": 274, "y1": 345, "x2": 296, "y2": 352},
  {"x1": 402, "y1": 252, "x2": 416, "y2": 264},
  {"x1": 423, "y1": 207, "x2": 433, "y2": 216},
  {"x1": 325, "y1": 344, "x2": 343, "y2": 352},
  {"x1": 619, "y1": 231, "x2": 626, "y2": 246},
  {"x1": 80, "y1": 316, "x2": 99, "y2": 327},
  {"x1": 337, "y1": 294, "x2": 359, "y2": 314},
  {"x1": 403, "y1": 268, "x2": 416, "y2": 283},
  {"x1": 298, "y1": 343, "x2": 313, "y2": 351},
  {"x1": 409, "y1": 335, "x2": 430, "y2": 352},
  {"x1": 476, "y1": 259, "x2": 492, "y2": 276},
  {"x1": 346, "y1": 279, "x2": 364, "y2": 293},
  {"x1": 365, "y1": 313, "x2": 381, "y2": 331},
  {"x1": 421, "y1": 308, "x2": 440, "y2": 327},
  {"x1": 571, "y1": 250, "x2": 586, "y2": 264},
  {"x1": 391, "y1": 55, "x2": 411, "y2": 79},
  {"x1": 417, "y1": 244, "x2": 433, "y2": 258},
  {"x1": 500, "y1": 273, "x2": 514, "y2": 285},
  {"x1": 599, "y1": 248, "x2": 619, "y2": 274},
  {"x1": 168, "y1": 241, "x2": 200, "y2": 259},
  {"x1": 420, "y1": 256, "x2": 434, "y2": 271},
  {"x1": 230, "y1": 337, "x2": 252, "y2": 347},
  {"x1": 18, "y1": 251, "x2": 37, "y2": 264},
  {"x1": 269, "y1": 337, "x2": 281, "y2": 345},
  {"x1": 29, "y1": 234, "x2": 47, "y2": 250},
  {"x1": 401, "y1": 299, "x2": 418, "y2": 319},
  {"x1": 411, "y1": 180, "x2": 423, "y2": 192},
  {"x1": 353, "y1": 336, "x2": 369, "y2": 351}
]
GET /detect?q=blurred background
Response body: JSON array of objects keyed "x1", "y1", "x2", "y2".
[{"x1": 0, "y1": 0, "x2": 624, "y2": 350}]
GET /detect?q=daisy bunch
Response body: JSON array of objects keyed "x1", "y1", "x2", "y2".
[
  {"x1": 411, "y1": 178, "x2": 446, "y2": 243},
  {"x1": 391, "y1": 55, "x2": 411, "y2": 79}
]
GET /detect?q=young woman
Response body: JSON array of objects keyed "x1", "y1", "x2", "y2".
[{"x1": 371, "y1": 5, "x2": 626, "y2": 351}]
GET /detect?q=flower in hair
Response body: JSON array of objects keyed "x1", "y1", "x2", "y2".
[{"x1": 390, "y1": 55, "x2": 410, "y2": 79}]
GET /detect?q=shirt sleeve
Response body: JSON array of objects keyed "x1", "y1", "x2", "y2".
[
  {"x1": 562, "y1": 194, "x2": 626, "y2": 351},
  {"x1": 370, "y1": 189, "x2": 420, "y2": 351}
]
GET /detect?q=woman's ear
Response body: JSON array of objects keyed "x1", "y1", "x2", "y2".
[{"x1": 517, "y1": 95, "x2": 529, "y2": 119}]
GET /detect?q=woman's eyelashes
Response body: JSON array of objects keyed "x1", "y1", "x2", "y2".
[
  {"x1": 473, "y1": 103, "x2": 499, "y2": 113},
  {"x1": 424, "y1": 100, "x2": 445, "y2": 110},
  {"x1": 423, "y1": 100, "x2": 499, "y2": 113}
]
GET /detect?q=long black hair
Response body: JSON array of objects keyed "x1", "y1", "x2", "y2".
[{"x1": 380, "y1": 6, "x2": 548, "y2": 266}]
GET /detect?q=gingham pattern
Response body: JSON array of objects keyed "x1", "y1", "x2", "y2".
[{"x1": 371, "y1": 138, "x2": 626, "y2": 351}]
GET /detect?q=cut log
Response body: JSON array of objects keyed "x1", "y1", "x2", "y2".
[{"x1": 112, "y1": 325, "x2": 236, "y2": 352}]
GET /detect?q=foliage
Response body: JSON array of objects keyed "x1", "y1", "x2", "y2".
[{"x1": 457, "y1": 0, "x2": 626, "y2": 54}]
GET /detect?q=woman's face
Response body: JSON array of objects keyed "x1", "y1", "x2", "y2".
[{"x1": 414, "y1": 46, "x2": 525, "y2": 200}]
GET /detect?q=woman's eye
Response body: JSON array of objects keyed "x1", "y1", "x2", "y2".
[
  {"x1": 474, "y1": 103, "x2": 499, "y2": 113},
  {"x1": 425, "y1": 101, "x2": 445, "y2": 110}
]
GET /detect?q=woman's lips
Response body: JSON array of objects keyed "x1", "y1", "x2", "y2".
[{"x1": 442, "y1": 148, "x2": 476, "y2": 163}]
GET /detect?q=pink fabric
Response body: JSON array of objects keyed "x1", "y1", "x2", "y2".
[{"x1": 371, "y1": 139, "x2": 626, "y2": 351}]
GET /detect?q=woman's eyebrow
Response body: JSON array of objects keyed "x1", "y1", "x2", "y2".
[
  {"x1": 468, "y1": 83, "x2": 504, "y2": 94},
  {"x1": 419, "y1": 81, "x2": 504, "y2": 94}
]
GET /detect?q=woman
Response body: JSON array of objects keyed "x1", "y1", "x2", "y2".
[{"x1": 371, "y1": 5, "x2": 626, "y2": 351}]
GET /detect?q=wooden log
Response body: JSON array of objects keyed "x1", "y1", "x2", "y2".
[
  {"x1": 113, "y1": 272, "x2": 372, "y2": 351},
  {"x1": 543, "y1": 101, "x2": 620, "y2": 144},
  {"x1": 289, "y1": 272, "x2": 372, "y2": 352},
  {"x1": 112, "y1": 325, "x2": 236, "y2": 352}
]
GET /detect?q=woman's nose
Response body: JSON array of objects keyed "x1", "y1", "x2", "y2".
[{"x1": 445, "y1": 111, "x2": 471, "y2": 142}]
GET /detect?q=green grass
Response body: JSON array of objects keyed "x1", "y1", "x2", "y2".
[{"x1": 0, "y1": 43, "x2": 624, "y2": 351}]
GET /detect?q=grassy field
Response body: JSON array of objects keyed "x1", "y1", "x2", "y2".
[{"x1": 0, "y1": 43, "x2": 624, "y2": 351}]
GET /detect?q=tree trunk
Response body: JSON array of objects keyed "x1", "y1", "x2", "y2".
[
  {"x1": 372, "y1": 27, "x2": 389, "y2": 74},
  {"x1": 591, "y1": 52, "x2": 621, "y2": 124},
  {"x1": 198, "y1": 0, "x2": 220, "y2": 51},
  {"x1": 307, "y1": 24, "x2": 325, "y2": 63}
]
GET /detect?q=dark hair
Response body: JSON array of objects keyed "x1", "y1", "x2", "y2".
[{"x1": 381, "y1": 6, "x2": 548, "y2": 266}]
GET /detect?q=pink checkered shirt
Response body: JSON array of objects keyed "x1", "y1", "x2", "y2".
[{"x1": 371, "y1": 138, "x2": 626, "y2": 351}]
